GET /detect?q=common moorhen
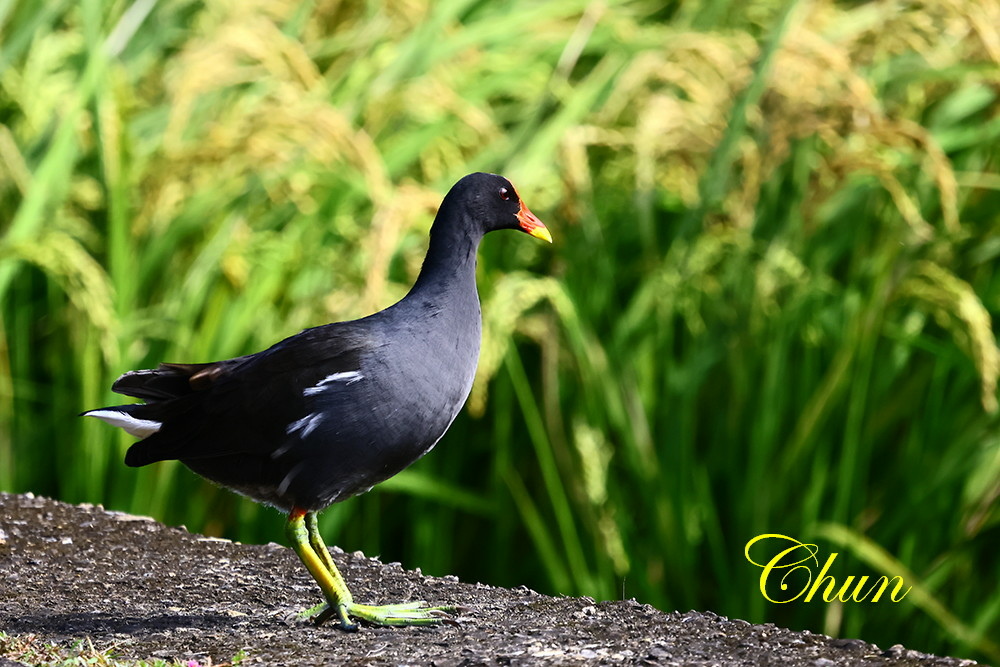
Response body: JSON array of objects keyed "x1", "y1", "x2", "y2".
[{"x1": 83, "y1": 172, "x2": 551, "y2": 630}]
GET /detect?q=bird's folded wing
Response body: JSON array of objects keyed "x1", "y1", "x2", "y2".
[{"x1": 119, "y1": 324, "x2": 375, "y2": 466}]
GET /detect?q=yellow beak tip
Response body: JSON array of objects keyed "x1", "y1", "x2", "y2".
[{"x1": 531, "y1": 227, "x2": 553, "y2": 244}]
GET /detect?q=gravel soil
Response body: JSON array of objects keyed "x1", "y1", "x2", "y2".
[{"x1": 0, "y1": 492, "x2": 980, "y2": 666}]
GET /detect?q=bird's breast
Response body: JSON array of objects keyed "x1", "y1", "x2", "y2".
[{"x1": 269, "y1": 314, "x2": 482, "y2": 509}]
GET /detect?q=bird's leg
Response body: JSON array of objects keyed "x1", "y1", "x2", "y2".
[
  {"x1": 305, "y1": 511, "x2": 339, "y2": 581},
  {"x1": 286, "y1": 507, "x2": 459, "y2": 630},
  {"x1": 286, "y1": 508, "x2": 357, "y2": 630}
]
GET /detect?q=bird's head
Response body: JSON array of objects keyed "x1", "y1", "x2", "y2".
[{"x1": 445, "y1": 172, "x2": 552, "y2": 243}]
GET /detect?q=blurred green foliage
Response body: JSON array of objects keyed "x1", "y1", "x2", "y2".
[{"x1": 1, "y1": 0, "x2": 999, "y2": 661}]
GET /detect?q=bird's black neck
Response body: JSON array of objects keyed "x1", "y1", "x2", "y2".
[{"x1": 406, "y1": 209, "x2": 483, "y2": 303}]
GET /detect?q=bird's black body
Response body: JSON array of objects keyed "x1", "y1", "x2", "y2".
[
  {"x1": 89, "y1": 172, "x2": 545, "y2": 511},
  {"x1": 113, "y1": 288, "x2": 480, "y2": 512},
  {"x1": 84, "y1": 171, "x2": 551, "y2": 630}
]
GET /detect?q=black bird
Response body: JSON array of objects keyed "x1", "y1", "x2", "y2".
[{"x1": 83, "y1": 172, "x2": 551, "y2": 630}]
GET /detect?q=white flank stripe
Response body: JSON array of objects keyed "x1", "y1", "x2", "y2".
[
  {"x1": 302, "y1": 370, "x2": 364, "y2": 397},
  {"x1": 85, "y1": 409, "x2": 161, "y2": 438},
  {"x1": 286, "y1": 412, "x2": 324, "y2": 438}
]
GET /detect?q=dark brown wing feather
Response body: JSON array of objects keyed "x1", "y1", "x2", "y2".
[{"x1": 111, "y1": 356, "x2": 256, "y2": 401}]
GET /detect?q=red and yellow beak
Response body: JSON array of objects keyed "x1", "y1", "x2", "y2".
[{"x1": 516, "y1": 201, "x2": 552, "y2": 243}]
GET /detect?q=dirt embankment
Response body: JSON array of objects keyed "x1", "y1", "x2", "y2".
[{"x1": 0, "y1": 493, "x2": 978, "y2": 666}]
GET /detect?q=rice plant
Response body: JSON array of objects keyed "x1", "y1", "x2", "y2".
[{"x1": 1, "y1": 0, "x2": 998, "y2": 661}]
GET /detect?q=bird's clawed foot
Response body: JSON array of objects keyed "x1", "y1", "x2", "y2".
[
  {"x1": 288, "y1": 508, "x2": 460, "y2": 631},
  {"x1": 300, "y1": 600, "x2": 459, "y2": 630}
]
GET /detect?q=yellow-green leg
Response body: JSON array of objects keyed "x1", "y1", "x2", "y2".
[{"x1": 286, "y1": 507, "x2": 458, "y2": 630}]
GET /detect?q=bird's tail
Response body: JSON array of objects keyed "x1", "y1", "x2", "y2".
[
  {"x1": 81, "y1": 363, "x2": 213, "y2": 440},
  {"x1": 81, "y1": 403, "x2": 163, "y2": 438}
]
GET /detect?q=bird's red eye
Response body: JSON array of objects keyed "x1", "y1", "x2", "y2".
[{"x1": 499, "y1": 187, "x2": 511, "y2": 201}]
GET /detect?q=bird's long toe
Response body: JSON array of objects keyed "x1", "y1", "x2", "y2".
[
  {"x1": 310, "y1": 600, "x2": 459, "y2": 628},
  {"x1": 348, "y1": 600, "x2": 458, "y2": 627}
]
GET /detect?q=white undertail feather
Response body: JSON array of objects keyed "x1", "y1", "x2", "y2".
[{"x1": 84, "y1": 409, "x2": 161, "y2": 438}]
